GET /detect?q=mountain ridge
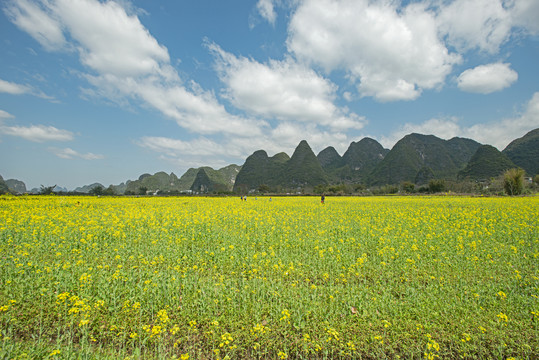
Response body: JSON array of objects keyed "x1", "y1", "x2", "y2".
[{"x1": 2, "y1": 129, "x2": 537, "y2": 194}]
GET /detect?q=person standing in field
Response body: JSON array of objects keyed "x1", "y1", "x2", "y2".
[{"x1": 321, "y1": 194, "x2": 325, "y2": 204}]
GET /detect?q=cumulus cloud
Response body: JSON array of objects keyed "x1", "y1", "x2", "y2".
[
  {"x1": 437, "y1": 0, "x2": 512, "y2": 53},
  {"x1": 208, "y1": 42, "x2": 366, "y2": 131},
  {"x1": 287, "y1": 0, "x2": 461, "y2": 102},
  {"x1": 0, "y1": 124, "x2": 74, "y2": 142},
  {"x1": 457, "y1": 63, "x2": 518, "y2": 94},
  {"x1": 511, "y1": 0, "x2": 539, "y2": 35},
  {"x1": 5, "y1": 0, "x2": 260, "y2": 136},
  {"x1": 381, "y1": 92, "x2": 539, "y2": 150},
  {"x1": 49, "y1": 147, "x2": 104, "y2": 160}
]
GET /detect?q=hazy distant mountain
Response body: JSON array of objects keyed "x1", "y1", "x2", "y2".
[
  {"x1": 74, "y1": 183, "x2": 104, "y2": 193},
  {"x1": 458, "y1": 145, "x2": 516, "y2": 181},
  {"x1": 0, "y1": 175, "x2": 9, "y2": 194},
  {"x1": 125, "y1": 171, "x2": 184, "y2": 194},
  {"x1": 503, "y1": 128, "x2": 539, "y2": 176},
  {"x1": 368, "y1": 134, "x2": 481, "y2": 185},
  {"x1": 6, "y1": 179, "x2": 26, "y2": 194}
]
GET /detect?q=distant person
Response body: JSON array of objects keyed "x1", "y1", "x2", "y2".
[{"x1": 321, "y1": 195, "x2": 325, "y2": 204}]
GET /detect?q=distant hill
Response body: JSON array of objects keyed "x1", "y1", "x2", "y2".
[
  {"x1": 177, "y1": 168, "x2": 201, "y2": 190},
  {"x1": 122, "y1": 165, "x2": 241, "y2": 194},
  {"x1": 317, "y1": 138, "x2": 389, "y2": 183},
  {"x1": 233, "y1": 150, "x2": 290, "y2": 192},
  {"x1": 74, "y1": 183, "x2": 104, "y2": 193},
  {"x1": 503, "y1": 128, "x2": 539, "y2": 176},
  {"x1": 191, "y1": 165, "x2": 241, "y2": 193},
  {"x1": 0, "y1": 175, "x2": 9, "y2": 194},
  {"x1": 458, "y1": 145, "x2": 516, "y2": 181},
  {"x1": 234, "y1": 140, "x2": 327, "y2": 192},
  {"x1": 125, "y1": 171, "x2": 183, "y2": 194},
  {"x1": 6, "y1": 179, "x2": 27, "y2": 194},
  {"x1": 368, "y1": 134, "x2": 481, "y2": 185},
  {"x1": 317, "y1": 146, "x2": 343, "y2": 170},
  {"x1": 53, "y1": 185, "x2": 68, "y2": 193},
  {"x1": 283, "y1": 140, "x2": 328, "y2": 187}
]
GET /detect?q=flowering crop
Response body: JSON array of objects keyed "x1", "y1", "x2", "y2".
[{"x1": 0, "y1": 195, "x2": 537, "y2": 358}]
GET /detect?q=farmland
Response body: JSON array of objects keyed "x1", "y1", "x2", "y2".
[{"x1": 0, "y1": 195, "x2": 538, "y2": 359}]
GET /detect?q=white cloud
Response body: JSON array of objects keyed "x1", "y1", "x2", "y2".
[
  {"x1": 287, "y1": 0, "x2": 460, "y2": 102},
  {"x1": 138, "y1": 122, "x2": 356, "y2": 171},
  {"x1": 6, "y1": 0, "x2": 261, "y2": 136},
  {"x1": 256, "y1": 0, "x2": 277, "y2": 25},
  {"x1": 464, "y1": 91, "x2": 539, "y2": 149},
  {"x1": 437, "y1": 0, "x2": 512, "y2": 53},
  {"x1": 138, "y1": 136, "x2": 228, "y2": 158},
  {"x1": 457, "y1": 63, "x2": 518, "y2": 94},
  {"x1": 511, "y1": 0, "x2": 539, "y2": 35},
  {"x1": 381, "y1": 92, "x2": 539, "y2": 150},
  {"x1": 49, "y1": 147, "x2": 104, "y2": 160},
  {"x1": 0, "y1": 110, "x2": 15, "y2": 119},
  {"x1": 4, "y1": 0, "x2": 66, "y2": 51},
  {"x1": 208, "y1": 43, "x2": 366, "y2": 131},
  {"x1": 0, "y1": 124, "x2": 74, "y2": 142},
  {"x1": 51, "y1": 0, "x2": 172, "y2": 79},
  {"x1": 0, "y1": 78, "x2": 54, "y2": 100},
  {"x1": 0, "y1": 78, "x2": 31, "y2": 95}
]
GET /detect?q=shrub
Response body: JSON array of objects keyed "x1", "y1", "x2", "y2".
[{"x1": 503, "y1": 168, "x2": 525, "y2": 195}]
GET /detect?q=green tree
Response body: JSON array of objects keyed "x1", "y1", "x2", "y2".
[
  {"x1": 503, "y1": 168, "x2": 525, "y2": 195},
  {"x1": 39, "y1": 185, "x2": 56, "y2": 195},
  {"x1": 401, "y1": 181, "x2": 415, "y2": 193},
  {"x1": 258, "y1": 184, "x2": 270, "y2": 194},
  {"x1": 428, "y1": 179, "x2": 445, "y2": 193},
  {"x1": 103, "y1": 186, "x2": 115, "y2": 196},
  {"x1": 89, "y1": 185, "x2": 104, "y2": 196},
  {"x1": 138, "y1": 186, "x2": 148, "y2": 195}
]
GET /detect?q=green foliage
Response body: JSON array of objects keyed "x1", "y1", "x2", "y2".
[
  {"x1": 503, "y1": 168, "x2": 525, "y2": 195},
  {"x1": 428, "y1": 179, "x2": 445, "y2": 193},
  {"x1": 89, "y1": 185, "x2": 104, "y2": 196},
  {"x1": 400, "y1": 181, "x2": 415, "y2": 193},
  {"x1": 39, "y1": 185, "x2": 56, "y2": 195}
]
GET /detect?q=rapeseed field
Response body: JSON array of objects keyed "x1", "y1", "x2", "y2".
[{"x1": 0, "y1": 195, "x2": 537, "y2": 359}]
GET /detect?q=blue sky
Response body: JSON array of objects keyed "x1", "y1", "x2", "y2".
[{"x1": 1, "y1": 0, "x2": 538, "y2": 190}]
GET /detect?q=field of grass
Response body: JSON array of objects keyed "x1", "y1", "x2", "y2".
[{"x1": 0, "y1": 195, "x2": 538, "y2": 359}]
